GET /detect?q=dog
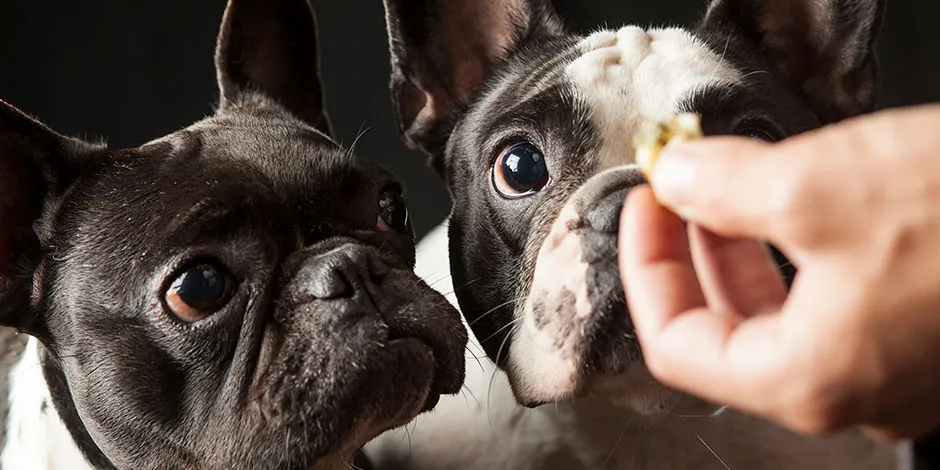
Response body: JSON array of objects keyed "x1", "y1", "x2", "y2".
[
  {"x1": 0, "y1": 0, "x2": 468, "y2": 468},
  {"x1": 365, "y1": 0, "x2": 910, "y2": 468}
]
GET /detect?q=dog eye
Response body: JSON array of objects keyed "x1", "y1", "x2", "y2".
[
  {"x1": 164, "y1": 263, "x2": 234, "y2": 323},
  {"x1": 377, "y1": 188, "x2": 409, "y2": 233},
  {"x1": 492, "y1": 141, "x2": 550, "y2": 198},
  {"x1": 738, "y1": 127, "x2": 778, "y2": 143}
]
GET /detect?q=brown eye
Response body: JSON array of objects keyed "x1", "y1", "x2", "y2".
[
  {"x1": 164, "y1": 263, "x2": 234, "y2": 322},
  {"x1": 376, "y1": 188, "x2": 409, "y2": 233},
  {"x1": 492, "y1": 141, "x2": 550, "y2": 198}
]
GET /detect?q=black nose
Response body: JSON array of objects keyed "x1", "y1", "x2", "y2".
[
  {"x1": 297, "y1": 245, "x2": 389, "y2": 300},
  {"x1": 584, "y1": 187, "x2": 631, "y2": 234}
]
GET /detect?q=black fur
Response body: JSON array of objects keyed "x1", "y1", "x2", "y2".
[{"x1": 0, "y1": 0, "x2": 467, "y2": 467}]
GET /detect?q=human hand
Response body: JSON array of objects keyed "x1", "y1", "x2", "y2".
[{"x1": 619, "y1": 104, "x2": 940, "y2": 440}]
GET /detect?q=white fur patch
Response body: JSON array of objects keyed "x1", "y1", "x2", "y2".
[
  {"x1": 530, "y1": 203, "x2": 594, "y2": 321},
  {"x1": 1, "y1": 337, "x2": 91, "y2": 470},
  {"x1": 508, "y1": 204, "x2": 590, "y2": 402},
  {"x1": 566, "y1": 27, "x2": 741, "y2": 171},
  {"x1": 506, "y1": 326, "x2": 578, "y2": 403}
]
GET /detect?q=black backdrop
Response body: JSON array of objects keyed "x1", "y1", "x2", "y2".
[{"x1": 1, "y1": 0, "x2": 938, "y2": 238}]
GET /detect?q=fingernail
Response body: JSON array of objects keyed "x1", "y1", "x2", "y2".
[{"x1": 650, "y1": 150, "x2": 694, "y2": 206}]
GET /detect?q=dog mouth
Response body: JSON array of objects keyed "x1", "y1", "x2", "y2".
[
  {"x1": 510, "y1": 266, "x2": 642, "y2": 407},
  {"x1": 384, "y1": 317, "x2": 463, "y2": 412},
  {"x1": 247, "y1": 258, "x2": 466, "y2": 460}
]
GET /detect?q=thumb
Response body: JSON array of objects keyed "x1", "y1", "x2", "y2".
[{"x1": 649, "y1": 136, "x2": 796, "y2": 240}]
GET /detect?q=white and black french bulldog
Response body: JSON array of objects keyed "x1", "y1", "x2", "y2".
[
  {"x1": 367, "y1": 0, "x2": 909, "y2": 468},
  {"x1": 0, "y1": 0, "x2": 468, "y2": 468}
]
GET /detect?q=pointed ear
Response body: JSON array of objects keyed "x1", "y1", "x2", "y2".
[
  {"x1": 702, "y1": 0, "x2": 886, "y2": 124},
  {"x1": 382, "y1": 0, "x2": 564, "y2": 170},
  {"x1": 215, "y1": 0, "x2": 333, "y2": 137},
  {"x1": 0, "y1": 100, "x2": 101, "y2": 331}
]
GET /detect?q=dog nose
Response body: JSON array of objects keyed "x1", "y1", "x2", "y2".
[
  {"x1": 301, "y1": 245, "x2": 389, "y2": 300},
  {"x1": 584, "y1": 187, "x2": 631, "y2": 234}
]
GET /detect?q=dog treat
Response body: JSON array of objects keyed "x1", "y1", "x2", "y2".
[{"x1": 633, "y1": 112, "x2": 703, "y2": 180}]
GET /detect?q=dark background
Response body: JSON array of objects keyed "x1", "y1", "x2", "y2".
[{"x1": 1, "y1": 0, "x2": 938, "y2": 238}]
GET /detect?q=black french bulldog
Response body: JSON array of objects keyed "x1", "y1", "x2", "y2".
[{"x1": 0, "y1": 0, "x2": 466, "y2": 468}]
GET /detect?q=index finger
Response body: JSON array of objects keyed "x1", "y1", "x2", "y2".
[
  {"x1": 618, "y1": 186, "x2": 707, "y2": 335},
  {"x1": 619, "y1": 186, "x2": 792, "y2": 414}
]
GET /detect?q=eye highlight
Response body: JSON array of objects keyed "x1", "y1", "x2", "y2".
[
  {"x1": 377, "y1": 188, "x2": 409, "y2": 233},
  {"x1": 492, "y1": 141, "x2": 550, "y2": 198},
  {"x1": 164, "y1": 263, "x2": 234, "y2": 323}
]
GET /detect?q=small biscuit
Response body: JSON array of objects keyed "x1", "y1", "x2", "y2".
[{"x1": 633, "y1": 112, "x2": 703, "y2": 180}]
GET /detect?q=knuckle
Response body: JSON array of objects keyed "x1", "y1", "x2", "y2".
[
  {"x1": 642, "y1": 349, "x2": 672, "y2": 379},
  {"x1": 766, "y1": 171, "x2": 818, "y2": 243},
  {"x1": 642, "y1": 342, "x2": 682, "y2": 384},
  {"x1": 788, "y1": 408, "x2": 845, "y2": 435},
  {"x1": 776, "y1": 377, "x2": 852, "y2": 434}
]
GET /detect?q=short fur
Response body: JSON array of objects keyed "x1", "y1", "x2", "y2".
[{"x1": 0, "y1": 0, "x2": 467, "y2": 468}]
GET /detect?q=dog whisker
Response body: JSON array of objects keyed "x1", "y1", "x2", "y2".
[
  {"x1": 470, "y1": 296, "x2": 526, "y2": 328},
  {"x1": 425, "y1": 272, "x2": 454, "y2": 289},
  {"x1": 465, "y1": 344, "x2": 487, "y2": 374},
  {"x1": 442, "y1": 276, "x2": 483, "y2": 297},
  {"x1": 642, "y1": 392, "x2": 683, "y2": 430},
  {"x1": 695, "y1": 431, "x2": 732, "y2": 470},
  {"x1": 739, "y1": 69, "x2": 772, "y2": 82},
  {"x1": 479, "y1": 314, "x2": 523, "y2": 344},
  {"x1": 342, "y1": 123, "x2": 370, "y2": 159},
  {"x1": 719, "y1": 33, "x2": 733, "y2": 64},
  {"x1": 484, "y1": 322, "x2": 517, "y2": 446},
  {"x1": 602, "y1": 411, "x2": 636, "y2": 467},
  {"x1": 461, "y1": 382, "x2": 481, "y2": 408}
]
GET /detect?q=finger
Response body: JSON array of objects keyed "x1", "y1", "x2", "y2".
[
  {"x1": 648, "y1": 136, "x2": 798, "y2": 241},
  {"x1": 688, "y1": 225, "x2": 787, "y2": 318},
  {"x1": 621, "y1": 187, "x2": 793, "y2": 414},
  {"x1": 619, "y1": 185, "x2": 707, "y2": 337},
  {"x1": 639, "y1": 305, "x2": 792, "y2": 419}
]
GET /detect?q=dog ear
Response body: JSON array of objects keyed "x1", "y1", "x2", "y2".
[
  {"x1": 215, "y1": 0, "x2": 333, "y2": 138},
  {"x1": 0, "y1": 100, "x2": 101, "y2": 332},
  {"x1": 702, "y1": 0, "x2": 886, "y2": 124},
  {"x1": 382, "y1": 0, "x2": 564, "y2": 173}
]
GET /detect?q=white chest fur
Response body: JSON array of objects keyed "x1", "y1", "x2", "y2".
[
  {"x1": 1, "y1": 337, "x2": 92, "y2": 470},
  {"x1": 365, "y1": 222, "x2": 910, "y2": 470}
]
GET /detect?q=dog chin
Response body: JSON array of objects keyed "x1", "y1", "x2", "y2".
[
  {"x1": 383, "y1": 338, "x2": 441, "y2": 413},
  {"x1": 506, "y1": 340, "x2": 724, "y2": 418},
  {"x1": 361, "y1": 337, "x2": 442, "y2": 422}
]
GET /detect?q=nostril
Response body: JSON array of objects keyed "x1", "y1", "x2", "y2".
[
  {"x1": 584, "y1": 187, "x2": 630, "y2": 234},
  {"x1": 299, "y1": 245, "x2": 390, "y2": 302}
]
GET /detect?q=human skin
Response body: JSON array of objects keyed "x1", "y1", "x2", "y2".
[{"x1": 619, "y1": 104, "x2": 940, "y2": 440}]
